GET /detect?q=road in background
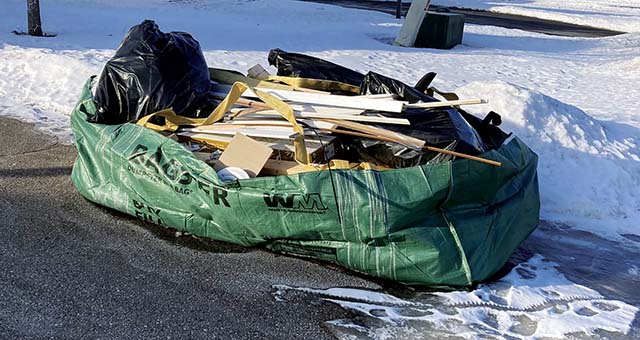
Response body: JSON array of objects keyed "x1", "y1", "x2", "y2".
[{"x1": 298, "y1": 0, "x2": 624, "y2": 37}]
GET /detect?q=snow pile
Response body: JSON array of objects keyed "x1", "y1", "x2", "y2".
[
  {"x1": 275, "y1": 255, "x2": 639, "y2": 339},
  {"x1": 0, "y1": 45, "x2": 102, "y2": 141},
  {"x1": 455, "y1": 81, "x2": 640, "y2": 238},
  {"x1": 433, "y1": 0, "x2": 640, "y2": 32}
]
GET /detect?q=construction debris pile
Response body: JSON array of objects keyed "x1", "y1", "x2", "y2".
[
  {"x1": 91, "y1": 21, "x2": 503, "y2": 181},
  {"x1": 70, "y1": 21, "x2": 540, "y2": 288}
]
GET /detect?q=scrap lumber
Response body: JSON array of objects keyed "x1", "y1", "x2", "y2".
[
  {"x1": 182, "y1": 124, "x2": 331, "y2": 139},
  {"x1": 212, "y1": 83, "x2": 486, "y2": 113},
  {"x1": 287, "y1": 104, "x2": 365, "y2": 115},
  {"x1": 318, "y1": 118, "x2": 425, "y2": 148},
  {"x1": 211, "y1": 84, "x2": 406, "y2": 113},
  {"x1": 182, "y1": 126, "x2": 298, "y2": 140},
  {"x1": 406, "y1": 99, "x2": 488, "y2": 109},
  {"x1": 228, "y1": 116, "x2": 338, "y2": 130},
  {"x1": 177, "y1": 131, "x2": 336, "y2": 163},
  {"x1": 423, "y1": 146, "x2": 502, "y2": 167},
  {"x1": 250, "y1": 87, "x2": 407, "y2": 112},
  {"x1": 395, "y1": 0, "x2": 431, "y2": 47},
  {"x1": 193, "y1": 122, "x2": 400, "y2": 144},
  {"x1": 240, "y1": 109, "x2": 410, "y2": 125},
  {"x1": 362, "y1": 94, "x2": 397, "y2": 100},
  {"x1": 316, "y1": 118, "x2": 501, "y2": 166}
]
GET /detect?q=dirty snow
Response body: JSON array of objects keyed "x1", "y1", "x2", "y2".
[{"x1": 275, "y1": 254, "x2": 638, "y2": 339}]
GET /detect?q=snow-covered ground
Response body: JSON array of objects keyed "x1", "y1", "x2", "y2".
[{"x1": 0, "y1": 0, "x2": 638, "y2": 338}]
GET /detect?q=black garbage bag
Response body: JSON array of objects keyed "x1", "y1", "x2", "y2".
[
  {"x1": 346, "y1": 72, "x2": 488, "y2": 167},
  {"x1": 91, "y1": 20, "x2": 214, "y2": 124},
  {"x1": 268, "y1": 48, "x2": 365, "y2": 86},
  {"x1": 359, "y1": 71, "x2": 438, "y2": 104}
]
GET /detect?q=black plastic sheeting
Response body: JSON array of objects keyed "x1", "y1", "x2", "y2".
[
  {"x1": 91, "y1": 20, "x2": 215, "y2": 124},
  {"x1": 360, "y1": 71, "x2": 438, "y2": 104},
  {"x1": 268, "y1": 48, "x2": 365, "y2": 87}
]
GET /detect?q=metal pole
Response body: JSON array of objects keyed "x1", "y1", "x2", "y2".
[
  {"x1": 396, "y1": 0, "x2": 402, "y2": 18},
  {"x1": 27, "y1": 0, "x2": 43, "y2": 36}
]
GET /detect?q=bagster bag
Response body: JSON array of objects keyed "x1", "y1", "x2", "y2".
[{"x1": 71, "y1": 77, "x2": 540, "y2": 289}]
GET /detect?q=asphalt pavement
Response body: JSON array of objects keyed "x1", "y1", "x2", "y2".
[
  {"x1": 0, "y1": 117, "x2": 379, "y2": 339},
  {"x1": 298, "y1": 0, "x2": 624, "y2": 37}
]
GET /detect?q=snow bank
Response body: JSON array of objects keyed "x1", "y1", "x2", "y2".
[
  {"x1": 454, "y1": 81, "x2": 640, "y2": 238},
  {"x1": 0, "y1": 45, "x2": 103, "y2": 142}
]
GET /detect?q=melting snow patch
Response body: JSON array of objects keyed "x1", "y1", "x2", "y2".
[{"x1": 274, "y1": 255, "x2": 638, "y2": 339}]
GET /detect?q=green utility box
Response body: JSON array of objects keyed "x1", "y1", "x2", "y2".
[{"x1": 414, "y1": 12, "x2": 465, "y2": 49}]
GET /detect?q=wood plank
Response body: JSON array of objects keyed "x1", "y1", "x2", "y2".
[
  {"x1": 225, "y1": 119, "x2": 337, "y2": 131},
  {"x1": 295, "y1": 112, "x2": 409, "y2": 125},
  {"x1": 228, "y1": 104, "x2": 364, "y2": 117},
  {"x1": 395, "y1": 0, "x2": 431, "y2": 47},
  {"x1": 182, "y1": 126, "x2": 296, "y2": 140},
  {"x1": 361, "y1": 94, "x2": 397, "y2": 100},
  {"x1": 256, "y1": 88, "x2": 406, "y2": 113},
  {"x1": 184, "y1": 124, "x2": 331, "y2": 139},
  {"x1": 287, "y1": 104, "x2": 365, "y2": 116},
  {"x1": 316, "y1": 118, "x2": 425, "y2": 149},
  {"x1": 211, "y1": 84, "x2": 406, "y2": 113},
  {"x1": 406, "y1": 99, "x2": 488, "y2": 109},
  {"x1": 234, "y1": 109, "x2": 410, "y2": 125}
]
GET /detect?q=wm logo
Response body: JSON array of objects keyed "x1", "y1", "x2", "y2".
[{"x1": 263, "y1": 193, "x2": 328, "y2": 212}]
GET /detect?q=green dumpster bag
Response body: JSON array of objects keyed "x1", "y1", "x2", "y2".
[{"x1": 71, "y1": 78, "x2": 540, "y2": 288}]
